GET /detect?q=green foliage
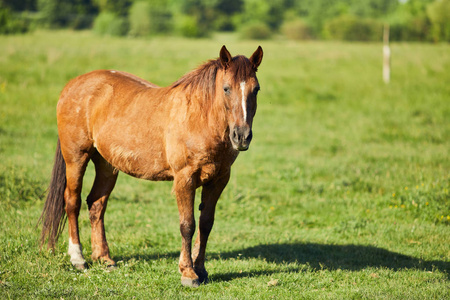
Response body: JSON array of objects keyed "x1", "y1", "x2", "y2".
[
  {"x1": 281, "y1": 18, "x2": 313, "y2": 40},
  {"x1": 387, "y1": 1, "x2": 431, "y2": 42},
  {"x1": 37, "y1": 0, "x2": 98, "y2": 29},
  {"x1": 212, "y1": 13, "x2": 235, "y2": 32},
  {"x1": 213, "y1": 0, "x2": 243, "y2": 31},
  {"x1": 2, "y1": 0, "x2": 450, "y2": 42},
  {"x1": 93, "y1": 0, "x2": 131, "y2": 16},
  {"x1": 93, "y1": 11, "x2": 128, "y2": 36},
  {"x1": 390, "y1": 15, "x2": 431, "y2": 42},
  {"x1": 176, "y1": 14, "x2": 203, "y2": 38},
  {"x1": 240, "y1": 22, "x2": 272, "y2": 40},
  {"x1": 37, "y1": 0, "x2": 65, "y2": 28},
  {"x1": 128, "y1": 1, "x2": 150, "y2": 37},
  {"x1": 236, "y1": 0, "x2": 284, "y2": 30},
  {"x1": 0, "y1": 7, "x2": 29, "y2": 34},
  {"x1": 427, "y1": 0, "x2": 450, "y2": 42},
  {"x1": 177, "y1": 0, "x2": 217, "y2": 37},
  {"x1": 294, "y1": 0, "x2": 352, "y2": 37},
  {"x1": 349, "y1": 0, "x2": 399, "y2": 18},
  {"x1": 401, "y1": 0, "x2": 435, "y2": 17},
  {"x1": 128, "y1": 1, "x2": 172, "y2": 37},
  {"x1": 0, "y1": 30, "x2": 450, "y2": 298},
  {"x1": 1, "y1": 0, "x2": 37, "y2": 12},
  {"x1": 324, "y1": 14, "x2": 382, "y2": 41}
]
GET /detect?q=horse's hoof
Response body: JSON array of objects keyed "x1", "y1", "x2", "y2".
[
  {"x1": 196, "y1": 270, "x2": 209, "y2": 284},
  {"x1": 181, "y1": 276, "x2": 201, "y2": 288},
  {"x1": 199, "y1": 275, "x2": 209, "y2": 284}
]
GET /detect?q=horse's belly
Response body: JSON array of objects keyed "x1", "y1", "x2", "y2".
[
  {"x1": 95, "y1": 139, "x2": 173, "y2": 181},
  {"x1": 121, "y1": 157, "x2": 173, "y2": 181}
]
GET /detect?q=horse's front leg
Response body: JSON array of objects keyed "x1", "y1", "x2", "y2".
[
  {"x1": 173, "y1": 172, "x2": 199, "y2": 287},
  {"x1": 192, "y1": 171, "x2": 230, "y2": 284}
]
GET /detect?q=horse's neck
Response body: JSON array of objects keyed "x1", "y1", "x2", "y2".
[{"x1": 165, "y1": 87, "x2": 229, "y2": 141}]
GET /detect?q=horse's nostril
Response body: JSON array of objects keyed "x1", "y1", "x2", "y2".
[
  {"x1": 246, "y1": 130, "x2": 253, "y2": 143},
  {"x1": 232, "y1": 128, "x2": 239, "y2": 142},
  {"x1": 230, "y1": 126, "x2": 252, "y2": 150}
]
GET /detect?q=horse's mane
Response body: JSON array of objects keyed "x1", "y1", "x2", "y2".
[
  {"x1": 169, "y1": 56, "x2": 254, "y2": 115},
  {"x1": 170, "y1": 59, "x2": 222, "y2": 107}
]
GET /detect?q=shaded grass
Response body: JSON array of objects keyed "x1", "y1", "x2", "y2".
[{"x1": 0, "y1": 31, "x2": 449, "y2": 298}]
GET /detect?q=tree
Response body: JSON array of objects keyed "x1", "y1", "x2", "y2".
[
  {"x1": 214, "y1": 0, "x2": 242, "y2": 31},
  {"x1": 93, "y1": 0, "x2": 130, "y2": 16},
  {"x1": 37, "y1": 0, "x2": 98, "y2": 29},
  {"x1": 1, "y1": 0, "x2": 37, "y2": 11},
  {"x1": 236, "y1": 0, "x2": 284, "y2": 30},
  {"x1": 128, "y1": 0, "x2": 172, "y2": 36},
  {"x1": 350, "y1": 0, "x2": 399, "y2": 18},
  {"x1": 0, "y1": 6, "x2": 29, "y2": 33},
  {"x1": 427, "y1": 0, "x2": 450, "y2": 42}
]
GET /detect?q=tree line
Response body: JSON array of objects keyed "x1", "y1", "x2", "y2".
[{"x1": 1, "y1": 0, "x2": 449, "y2": 42}]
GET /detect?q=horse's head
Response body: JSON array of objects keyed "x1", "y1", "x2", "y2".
[{"x1": 218, "y1": 45, "x2": 263, "y2": 151}]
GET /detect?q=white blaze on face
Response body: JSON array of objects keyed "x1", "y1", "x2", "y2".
[{"x1": 240, "y1": 81, "x2": 247, "y2": 121}]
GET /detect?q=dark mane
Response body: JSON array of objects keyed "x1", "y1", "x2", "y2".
[
  {"x1": 169, "y1": 55, "x2": 255, "y2": 112},
  {"x1": 170, "y1": 59, "x2": 222, "y2": 105}
]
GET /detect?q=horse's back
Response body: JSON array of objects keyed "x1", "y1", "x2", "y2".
[
  {"x1": 106, "y1": 70, "x2": 159, "y2": 89},
  {"x1": 60, "y1": 69, "x2": 158, "y2": 101}
]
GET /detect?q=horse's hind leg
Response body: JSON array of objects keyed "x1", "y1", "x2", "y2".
[
  {"x1": 86, "y1": 152, "x2": 118, "y2": 267},
  {"x1": 64, "y1": 154, "x2": 91, "y2": 270}
]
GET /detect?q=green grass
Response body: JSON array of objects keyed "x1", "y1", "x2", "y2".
[{"x1": 1, "y1": 30, "x2": 449, "y2": 299}]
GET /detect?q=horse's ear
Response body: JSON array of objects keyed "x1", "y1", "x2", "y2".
[
  {"x1": 249, "y1": 46, "x2": 263, "y2": 71},
  {"x1": 220, "y1": 45, "x2": 232, "y2": 69}
]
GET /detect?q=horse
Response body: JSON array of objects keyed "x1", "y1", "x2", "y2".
[{"x1": 39, "y1": 45, "x2": 263, "y2": 287}]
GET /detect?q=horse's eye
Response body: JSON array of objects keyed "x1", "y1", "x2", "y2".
[
  {"x1": 253, "y1": 87, "x2": 260, "y2": 96},
  {"x1": 223, "y1": 86, "x2": 231, "y2": 94}
]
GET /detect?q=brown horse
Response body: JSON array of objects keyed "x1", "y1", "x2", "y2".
[{"x1": 39, "y1": 45, "x2": 263, "y2": 287}]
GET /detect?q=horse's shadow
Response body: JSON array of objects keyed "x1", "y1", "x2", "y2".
[{"x1": 116, "y1": 242, "x2": 450, "y2": 282}]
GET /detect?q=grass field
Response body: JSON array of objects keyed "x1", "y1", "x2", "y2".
[{"x1": 1, "y1": 30, "x2": 449, "y2": 299}]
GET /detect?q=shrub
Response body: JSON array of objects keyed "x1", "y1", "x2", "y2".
[
  {"x1": 176, "y1": 15, "x2": 206, "y2": 38},
  {"x1": 427, "y1": 0, "x2": 450, "y2": 42},
  {"x1": 69, "y1": 14, "x2": 96, "y2": 30},
  {"x1": 128, "y1": 1, "x2": 173, "y2": 37},
  {"x1": 37, "y1": 0, "x2": 97, "y2": 30},
  {"x1": 93, "y1": 12, "x2": 128, "y2": 37},
  {"x1": 213, "y1": 14, "x2": 235, "y2": 32},
  {"x1": 0, "y1": 7, "x2": 29, "y2": 34},
  {"x1": 128, "y1": 1, "x2": 151, "y2": 37},
  {"x1": 281, "y1": 19, "x2": 313, "y2": 40},
  {"x1": 324, "y1": 15, "x2": 382, "y2": 42},
  {"x1": 240, "y1": 22, "x2": 272, "y2": 40},
  {"x1": 390, "y1": 16, "x2": 430, "y2": 42}
]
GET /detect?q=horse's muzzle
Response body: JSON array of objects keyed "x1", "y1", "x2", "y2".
[{"x1": 230, "y1": 126, "x2": 253, "y2": 151}]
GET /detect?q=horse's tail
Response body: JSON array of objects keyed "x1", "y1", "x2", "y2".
[{"x1": 39, "y1": 138, "x2": 67, "y2": 249}]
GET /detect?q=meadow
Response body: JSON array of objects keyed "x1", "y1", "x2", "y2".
[{"x1": 0, "y1": 30, "x2": 449, "y2": 299}]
